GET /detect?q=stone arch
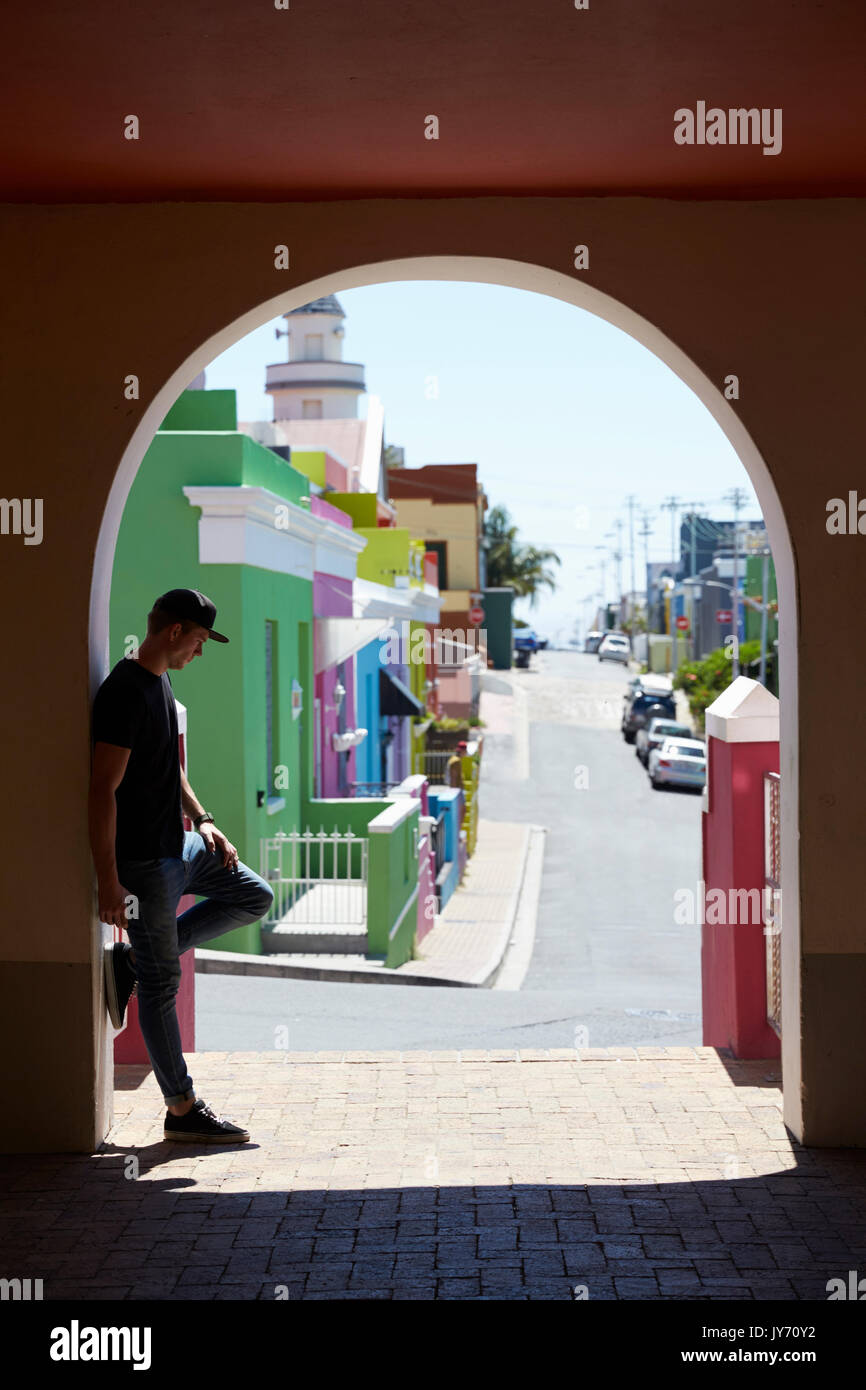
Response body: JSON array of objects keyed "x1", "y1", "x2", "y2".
[{"x1": 90, "y1": 254, "x2": 800, "y2": 1136}]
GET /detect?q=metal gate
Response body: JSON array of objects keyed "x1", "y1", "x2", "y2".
[
  {"x1": 260, "y1": 827, "x2": 368, "y2": 926},
  {"x1": 763, "y1": 771, "x2": 782, "y2": 1037}
]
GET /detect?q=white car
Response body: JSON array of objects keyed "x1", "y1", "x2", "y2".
[
  {"x1": 636, "y1": 717, "x2": 695, "y2": 766},
  {"x1": 598, "y1": 634, "x2": 630, "y2": 664},
  {"x1": 648, "y1": 737, "x2": 707, "y2": 791}
]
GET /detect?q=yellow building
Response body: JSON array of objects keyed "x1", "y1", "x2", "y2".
[{"x1": 386, "y1": 463, "x2": 487, "y2": 629}]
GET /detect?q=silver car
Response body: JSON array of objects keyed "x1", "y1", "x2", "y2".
[
  {"x1": 648, "y1": 737, "x2": 707, "y2": 791},
  {"x1": 598, "y1": 633, "x2": 630, "y2": 663},
  {"x1": 636, "y1": 717, "x2": 694, "y2": 766}
]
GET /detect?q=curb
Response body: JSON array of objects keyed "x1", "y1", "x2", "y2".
[
  {"x1": 195, "y1": 820, "x2": 541, "y2": 989},
  {"x1": 489, "y1": 824, "x2": 547, "y2": 990}
]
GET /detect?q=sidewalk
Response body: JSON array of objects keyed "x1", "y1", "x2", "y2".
[
  {"x1": 2, "y1": 1048, "x2": 864, "y2": 1300},
  {"x1": 196, "y1": 819, "x2": 543, "y2": 988}
]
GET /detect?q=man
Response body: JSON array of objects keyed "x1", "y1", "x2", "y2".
[{"x1": 89, "y1": 587, "x2": 274, "y2": 1143}]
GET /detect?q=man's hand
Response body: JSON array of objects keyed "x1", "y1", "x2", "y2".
[
  {"x1": 98, "y1": 876, "x2": 131, "y2": 928},
  {"x1": 198, "y1": 822, "x2": 239, "y2": 870}
]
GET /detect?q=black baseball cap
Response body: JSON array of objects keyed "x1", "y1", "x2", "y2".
[{"x1": 153, "y1": 588, "x2": 229, "y2": 643}]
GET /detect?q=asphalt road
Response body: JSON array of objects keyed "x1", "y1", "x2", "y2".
[{"x1": 197, "y1": 649, "x2": 703, "y2": 1050}]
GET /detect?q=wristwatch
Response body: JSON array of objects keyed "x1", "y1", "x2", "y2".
[{"x1": 193, "y1": 812, "x2": 215, "y2": 829}]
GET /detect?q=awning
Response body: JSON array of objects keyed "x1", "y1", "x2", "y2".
[
  {"x1": 379, "y1": 666, "x2": 425, "y2": 717},
  {"x1": 314, "y1": 617, "x2": 392, "y2": 675}
]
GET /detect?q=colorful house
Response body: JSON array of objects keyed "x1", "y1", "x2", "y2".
[
  {"x1": 109, "y1": 388, "x2": 422, "y2": 963},
  {"x1": 386, "y1": 462, "x2": 488, "y2": 717},
  {"x1": 324, "y1": 491, "x2": 441, "y2": 790}
]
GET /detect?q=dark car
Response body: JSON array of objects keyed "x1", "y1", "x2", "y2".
[
  {"x1": 621, "y1": 689, "x2": 677, "y2": 744},
  {"x1": 514, "y1": 628, "x2": 538, "y2": 668}
]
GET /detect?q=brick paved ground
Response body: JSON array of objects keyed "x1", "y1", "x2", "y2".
[{"x1": 1, "y1": 1048, "x2": 865, "y2": 1300}]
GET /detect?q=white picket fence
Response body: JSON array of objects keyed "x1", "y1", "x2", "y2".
[{"x1": 260, "y1": 827, "x2": 368, "y2": 927}]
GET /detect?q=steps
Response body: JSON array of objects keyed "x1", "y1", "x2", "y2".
[
  {"x1": 261, "y1": 882, "x2": 368, "y2": 955},
  {"x1": 262, "y1": 923, "x2": 368, "y2": 955}
]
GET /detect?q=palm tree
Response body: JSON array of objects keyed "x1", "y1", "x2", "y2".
[{"x1": 483, "y1": 505, "x2": 561, "y2": 608}]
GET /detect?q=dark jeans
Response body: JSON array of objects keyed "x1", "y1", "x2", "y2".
[{"x1": 117, "y1": 831, "x2": 274, "y2": 1104}]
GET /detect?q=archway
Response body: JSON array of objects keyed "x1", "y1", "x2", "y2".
[{"x1": 91, "y1": 255, "x2": 800, "y2": 1138}]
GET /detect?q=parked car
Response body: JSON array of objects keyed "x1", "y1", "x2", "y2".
[
  {"x1": 648, "y1": 737, "x2": 707, "y2": 791},
  {"x1": 623, "y1": 674, "x2": 671, "y2": 716},
  {"x1": 625, "y1": 672, "x2": 673, "y2": 698},
  {"x1": 622, "y1": 688, "x2": 677, "y2": 743},
  {"x1": 584, "y1": 630, "x2": 603, "y2": 653},
  {"x1": 598, "y1": 633, "x2": 630, "y2": 664},
  {"x1": 514, "y1": 628, "x2": 539, "y2": 668},
  {"x1": 636, "y1": 717, "x2": 695, "y2": 766}
]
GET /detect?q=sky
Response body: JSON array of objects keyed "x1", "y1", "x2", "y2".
[{"x1": 202, "y1": 279, "x2": 762, "y2": 644}]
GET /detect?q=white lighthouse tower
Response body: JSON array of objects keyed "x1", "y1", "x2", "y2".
[{"x1": 265, "y1": 295, "x2": 366, "y2": 421}]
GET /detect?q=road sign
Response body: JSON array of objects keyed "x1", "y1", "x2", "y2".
[
  {"x1": 676, "y1": 616, "x2": 689, "y2": 631},
  {"x1": 469, "y1": 605, "x2": 484, "y2": 625},
  {"x1": 716, "y1": 609, "x2": 732, "y2": 623}
]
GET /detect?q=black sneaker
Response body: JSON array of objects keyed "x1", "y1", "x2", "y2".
[
  {"x1": 104, "y1": 941, "x2": 138, "y2": 1030},
  {"x1": 163, "y1": 1098, "x2": 251, "y2": 1144}
]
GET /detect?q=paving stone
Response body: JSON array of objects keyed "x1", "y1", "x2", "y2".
[{"x1": 2, "y1": 1049, "x2": 863, "y2": 1302}]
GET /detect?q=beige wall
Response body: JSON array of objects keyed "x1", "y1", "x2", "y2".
[
  {"x1": 1, "y1": 197, "x2": 865, "y2": 1148},
  {"x1": 390, "y1": 498, "x2": 480, "y2": 590}
]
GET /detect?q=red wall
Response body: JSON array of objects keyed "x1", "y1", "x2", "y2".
[{"x1": 702, "y1": 737, "x2": 780, "y2": 1058}]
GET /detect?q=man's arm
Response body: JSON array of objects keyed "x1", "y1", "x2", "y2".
[
  {"x1": 181, "y1": 768, "x2": 239, "y2": 868},
  {"x1": 89, "y1": 742, "x2": 132, "y2": 926},
  {"x1": 180, "y1": 766, "x2": 206, "y2": 822}
]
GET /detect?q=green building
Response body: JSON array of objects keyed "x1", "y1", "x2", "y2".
[
  {"x1": 108, "y1": 389, "x2": 421, "y2": 963},
  {"x1": 742, "y1": 551, "x2": 778, "y2": 693}
]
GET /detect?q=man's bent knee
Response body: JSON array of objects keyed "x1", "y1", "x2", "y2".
[{"x1": 250, "y1": 884, "x2": 274, "y2": 921}]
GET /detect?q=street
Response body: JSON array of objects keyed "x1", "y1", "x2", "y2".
[{"x1": 197, "y1": 650, "x2": 703, "y2": 1050}]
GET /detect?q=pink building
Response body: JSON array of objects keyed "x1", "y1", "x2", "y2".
[{"x1": 311, "y1": 495, "x2": 371, "y2": 797}]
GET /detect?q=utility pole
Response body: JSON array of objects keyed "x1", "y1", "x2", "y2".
[
  {"x1": 759, "y1": 549, "x2": 770, "y2": 687},
  {"x1": 612, "y1": 517, "x2": 624, "y2": 624},
  {"x1": 595, "y1": 546, "x2": 608, "y2": 626},
  {"x1": 724, "y1": 487, "x2": 748, "y2": 680},
  {"x1": 638, "y1": 510, "x2": 653, "y2": 635},
  {"x1": 688, "y1": 508, "x2": 699, "y2": 581},
  {"x1": 611, "y1": 548, "x2": 623, "y2": 625},
  {"x1": 682, "y1": 502, "x2": 705, "y2": 661},
  {"x1": 661, "y1": 495, "x2": 680, "y2": 564},
  {"x1": 624, "y1": 494, "x2": 637, "y2": 616}
]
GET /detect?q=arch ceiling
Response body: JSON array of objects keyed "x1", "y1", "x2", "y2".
[{"x1": 2, "y1": 1, "x2": 865, "y2": 200}]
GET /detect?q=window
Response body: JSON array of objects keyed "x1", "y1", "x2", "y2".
[
  {"x1": 426, "y1": 541, "x2": 448, "y2": 591},
  {"x1": 302, "y1": 399, "x2": 323, "y2": 419},
  {"x1": 305, "y1": 334, "x2": 323, "y2": 359},
  {"x1": 265, "y1": 620, "x2": 282, "y2": 808}
]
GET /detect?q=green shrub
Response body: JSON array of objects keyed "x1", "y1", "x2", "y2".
[{"x1": 673, "y1": 640, "x2": 765, "y2": 728}]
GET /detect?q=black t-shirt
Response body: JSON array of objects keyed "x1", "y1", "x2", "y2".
[{"x1": 91, "y1": 657, "x2": 185, "y2": 862}]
